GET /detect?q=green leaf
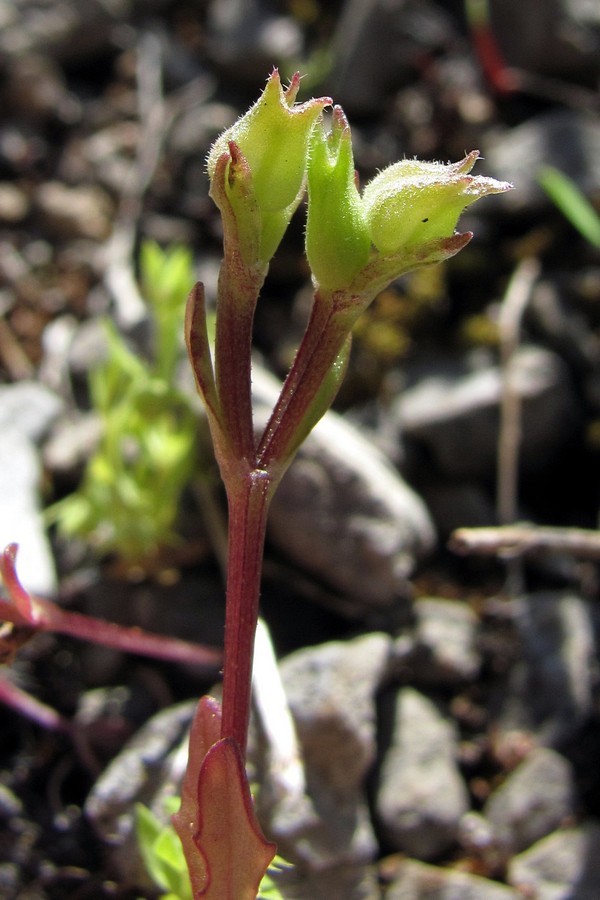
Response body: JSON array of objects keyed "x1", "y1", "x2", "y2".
[
  {"x1": 136, "y1": 803, "x2": 193, "y2": 900},
  {"x1": 140, "y1": 242, "x2": 194, "y2": 309},
  {"x1": 136, "y1": 804, "x2": 173, "y2": 892}
]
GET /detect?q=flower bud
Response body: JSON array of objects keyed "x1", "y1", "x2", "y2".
[
  {"x1": 207, "y1": 70, "x2": 331, "y2": 264},
  {"x1": 362, "y1": 151, "x2": 511, "y2": 256},
  {"x1": 305, "y1": 107, "x2": 371, "y2": 291}
]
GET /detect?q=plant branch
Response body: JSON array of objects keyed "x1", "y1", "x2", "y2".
[
  {"x1": 449, "y1": 524, "x2": 600, "y2": 560},
  {"x1": 496, "y1": 257, "x2": 540, "y2": 526}
]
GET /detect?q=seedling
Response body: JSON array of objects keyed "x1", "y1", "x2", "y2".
[
  {"x1": 174, "y1": 70, "x2": 511, "y2": 897},
  {"x1": 48, "y1": 242, "x2": 198, "y2": 574}
]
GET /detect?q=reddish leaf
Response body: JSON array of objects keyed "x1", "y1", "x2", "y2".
[
  {"x1": 173, "y1": 696, "x2": 276, "y2": 898},
  {"x1": 0, "y1": 544, "x2": 36, "y2": 624},
  {"x1": 194, "y1": 737, "x2": 276, "y2": 899},
  {"x1": 173, "y1": 696, "x2": 223, "y2": 894}
]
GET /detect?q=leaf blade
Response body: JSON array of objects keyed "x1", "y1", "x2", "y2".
[{"x1": 194, "y1": 738, "x2": 276, "y2": 900}]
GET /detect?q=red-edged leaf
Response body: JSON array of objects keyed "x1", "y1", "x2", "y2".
[
  {"x1": 173, "y1": 697, "x2": 276, "y2": 898},
  {"x1": 172, "y1": 696, "x2": 223, "y2": 895},
  {"x1": 193, "y1": 737, "x2": 276, "y2": 899}
]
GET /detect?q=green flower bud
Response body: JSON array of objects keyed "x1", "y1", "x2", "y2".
[
  {"x1": 305, "y1": 106, "x2": 371, "y2": 291},
  {"x1": 362, "y1": 151, "x2": 511, "y2": 256},
  {"x1": 207, "y1": 70, "x2": 331, "y2": 265}
]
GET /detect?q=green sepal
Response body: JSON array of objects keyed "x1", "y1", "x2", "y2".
[
  {"x1": 306, "y1": 106, "x2": 370, "y2": 291},
  {"x1": 362, "y1": 151, "x2": 511, "y2": 256}
]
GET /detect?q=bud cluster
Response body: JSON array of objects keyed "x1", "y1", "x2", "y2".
[{"x1": 207, "y1": 69, "x2": 511, "y2": 292}]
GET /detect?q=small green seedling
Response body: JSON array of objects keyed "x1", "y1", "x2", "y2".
[
  {"x1": 48, "y1": 242, "x2": 198, "y2": 574},
  {"x1": 136, "y1": 799, "x2": 194, "y2": 900},
  {"x1": 136, "y1": 798, "x2": 288, "y2": 900}
]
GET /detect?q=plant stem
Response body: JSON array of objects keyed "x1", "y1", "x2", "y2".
[
  {"x1": 257, "y1": 292, "x2": 354, "y2": 469},
  {"x1": 220, "y1": 468, "x2": 272, "y2": 754},
  {"x1": 214, "y1": 264, "x2": 260, "y2": 463}
]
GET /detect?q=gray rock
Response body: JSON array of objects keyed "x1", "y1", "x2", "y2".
[
  {"x1": 396, "y1": 346, "x2": 580, "y2": 480},
  {"x1": 85, "y1": 699, "x2": 196, "y2": 885},
  {"x1": 206, "y1": 0, "x2": 302, "y2": 75},
  {"x1": 0, "y1": 0, "x2": 136, "y2": 63},
  {"x1": 486, "y1": 111, "x2": 600, "y2": 212},
  {"x1": 508, "y1": 820, "x2": 600, "y2": 900},
  {"x1": 0, "y1": 182, "x2": 29, "y2": 223},
  {"x1": 281, "y1": 634, "x2": 391, "y2": 791},
  {"x1": 457, "y1": 811, "x2": 506, "y2": 874},
  {"x1": 418, "y1": 482, "x2": 497, "y2": 541},
  {"x1": 75, "y1": 684, "x2": 161, "y2": 762},
  {"x1": 0, "y1": 380, "x2": 63, "y2": 441},
  {"x1": 277, "y1": 863, "x2": 381, "y2": 900},
  {"x1": 2, "y1": 52, "x2": 80, "y2": 124},
  {"x1": 43, "y1": 412, "x2": 103, "y2": 476},
  {"x1": 411, "y1": 597, "x2": 481, "y2": 685},
  {"x1": 0, "y1": 863, "x2": 19, "y2": 897},
  {"x1": 386, "y1": 859, "x2": 522, "y2": 899},
  {"x1": 253, "y1": 367, "x2": 435, "y2": 616},
  {"x1": 35, "y1": 181, "x2": 114, "y2": 241},
  {"x1": 328, "y1": 0, "x2": 457, "y2": 116},
  {"x1": 376, "y1": 687, "x2": 469, "y2": 860},
  {"x1": 0, "y1": 382, "x2": 63, "y2": 596},
  {"x1": 272, "y1": 633, "x2": 393, "y2": 869},
  {"x1": 483, "y1": 747, "x2": 577, "y2": 854},
  {"x1": 169, "y1": 101, "x2": 235, "y2": 158},
  {"x1": 488, "y1": 0, "x2": 600, "y2": 80},
  {"x1": 565, "y1": 0, "x2": 600, "y2": 26},
  {"x1": 63, "y1": 317, "x2": 111, "y2": 378},
  {"x1": 39, "y1": 314, "x2": 80, "y2": 394},
  {"x1": 495, "y1": 592, "x2": 595, "y2": 746}
]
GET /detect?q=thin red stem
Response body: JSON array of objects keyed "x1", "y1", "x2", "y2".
[
  {"x1": 220, "y1": 469, "x2": 272, "y2": 753},
  {"x1": 257, "y1": 293, "x2": 355, "y2": 470},
  {"x1": 214, "y1": 262, "x2": 263, "y2": 462}
]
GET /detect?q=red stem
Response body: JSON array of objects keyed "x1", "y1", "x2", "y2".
[
  {"x1": 214, "y1": 263, "x2": 262, "y2": 463},
  {"x1": 257, "y1": 292, "x2": 354, "y2": 470},
  {"x1": 40, "y1": 605, "x2": 223, "y2": 669},
  {"x1": 220, "y1": 469, "x2": 272, "y2": 753}
]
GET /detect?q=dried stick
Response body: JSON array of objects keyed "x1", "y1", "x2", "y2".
[
  {"x1": 450, "y1": 524, "x2": 600, "y2": 561},
  {"x1": 496, "y1": 257, "x2": 540, "y2": 525}
]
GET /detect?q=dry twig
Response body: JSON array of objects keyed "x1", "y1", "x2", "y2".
[
  {"x1": 496, "y1": 257, "x2": 541, "y2": 525},
  {"x1": 450, "y1": 523, "x2": 600, "y2": 561}
]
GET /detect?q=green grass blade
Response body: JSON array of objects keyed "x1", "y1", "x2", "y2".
[{"x1": 538, "y1": 165, "x2": 600, "y2": 249}]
